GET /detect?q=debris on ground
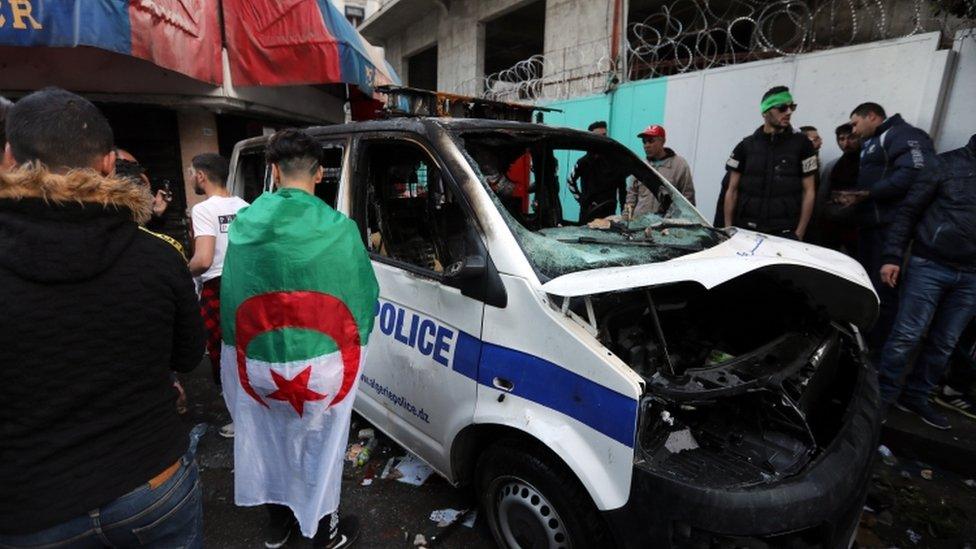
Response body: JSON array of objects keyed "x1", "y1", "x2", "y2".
[
  {"x1": 429, "y1": 508, "x2": 477, "y2": 529},
  {"x1": 906, "y1": 528, "x2": 921, "y2": 544},
  {"x1": 357, "y1": 427, "x2": 375, "y2": 440},
  {"x1": 413, "y1": 533, "x2": 428, "y2": 547},
  {"x1": 966, "y1": 479, "x2": 976, "y2": 489},
  {"x1": 393, "y1": 453, "x2": 434, "y2": 486},
  {"x1": 430, "y1": 508, "x2": 465, "y2": 527},
  {"x1": 920, "y1": 469, "x2": 933, "y2": 481},
  {"x1": 355, "y1": 436, "x2": 378, "y2": 467},
  {"x1": 346, "y1": 442, "x2": 364, "y2": 462}
]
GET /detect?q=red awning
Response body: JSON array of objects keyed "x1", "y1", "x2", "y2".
[
  {"x1": 221, "y1": 0, "x2": 400, "y2": 93},
  {"x1": 0, "y1": 0, "x2": 222, "y2": 84}
]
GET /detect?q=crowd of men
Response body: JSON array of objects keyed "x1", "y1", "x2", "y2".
[
  {"x1": 0, "y1": 82, "x2": 974, "y2": 547},
  {"x1": 0, "y1": 88, "x2": 367, "y2": 548},
  {"x1": 571, "y1": 85, "x2": 976, "y2": 431}
]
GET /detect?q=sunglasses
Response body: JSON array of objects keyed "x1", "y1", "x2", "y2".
[{"x1": 772, "y1": 103, "x2": 798, "y2": 113}]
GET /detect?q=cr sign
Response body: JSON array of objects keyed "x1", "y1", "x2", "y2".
[{"x1": 0, "y1": 1, "x2": 43, "y2": 30}]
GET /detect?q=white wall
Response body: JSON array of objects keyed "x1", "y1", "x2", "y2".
[
  {"x1": 659, "y1": 32, "x2": 949, "y2": 222},
  {"x1": 935, "y1": 30, "x2": 976, "y2": 153}
]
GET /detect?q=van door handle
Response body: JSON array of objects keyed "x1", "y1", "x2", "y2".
[{"x1": 492, "y1": 377, "x2": 514, "y2": 392}]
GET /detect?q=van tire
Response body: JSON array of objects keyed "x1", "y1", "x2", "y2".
[{"x1": 476, "y1": 439, "x2": 610, "y2": 549}]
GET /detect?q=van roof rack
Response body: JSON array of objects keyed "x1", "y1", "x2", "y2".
[{"x1": 375, "y1": 85, "x2": 560, "y2": 123}]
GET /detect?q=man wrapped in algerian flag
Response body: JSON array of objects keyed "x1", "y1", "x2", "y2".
[{"x1": 220, "y1": 129, "x2": 378, "y2": 549}]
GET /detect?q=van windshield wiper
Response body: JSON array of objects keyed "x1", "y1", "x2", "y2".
[
  {"x1": 642, "y1": 221, "x2": 729, "y2": 238},
  {"x1": 556, "y1": 236, "x2": 702, "y2": 252}
]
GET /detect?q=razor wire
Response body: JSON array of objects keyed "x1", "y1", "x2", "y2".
[
  {"x1": 626, "y1": 0, "x2": 973, "y2": 80},
  {"x1": 461, "y1": 0, "x2": 974, "y2": 103}
]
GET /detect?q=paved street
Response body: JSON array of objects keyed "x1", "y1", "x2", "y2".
[
  {"x1": 180, "y1": 358, "x2": 976, "y2": 548},
  {"x1": 179, "y1": 360, "x2": 494, "y2": 548}
]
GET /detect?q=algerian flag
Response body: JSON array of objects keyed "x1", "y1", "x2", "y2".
[{"x1": 219, "y1": 187, "x2": 378, "y2": 537}]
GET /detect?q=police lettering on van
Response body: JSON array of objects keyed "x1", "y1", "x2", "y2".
[{"x1": 375, "y1": 300, "x2": 456, "y2": 368}]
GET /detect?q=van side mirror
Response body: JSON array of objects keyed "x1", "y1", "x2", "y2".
[{"x1": 446, "y1": 255, "x2": 486, "y2": 280}]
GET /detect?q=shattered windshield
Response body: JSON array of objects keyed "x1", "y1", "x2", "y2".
[{"x1": 456, "y1": 129, "x2": 727, "y2": 280}]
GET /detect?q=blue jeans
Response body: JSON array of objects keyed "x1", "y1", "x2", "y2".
[
  {"x1": 878, "y1": 256, "x2": 976, "y2": 404},
  {"x1": 0, "y1": 450, "x2": 202, "y2": 548}
]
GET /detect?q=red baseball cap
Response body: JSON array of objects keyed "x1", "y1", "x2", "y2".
[{"x1": 637, "y1": 125, "x2": 666, "y2": 139}]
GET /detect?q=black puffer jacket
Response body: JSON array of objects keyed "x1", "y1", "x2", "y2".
[
  {"x1": 856, "y1": 114, "x2": 936, "y2": 227},
  {"x1": 727, "y1": 126, "x2": 818, "y2": 233},
  {"x1": 0, "y1": 168, "x2": 204, "y2": 534},
  {"x1": 883, "y1": 134, "x2": 976, "y2": 270}
]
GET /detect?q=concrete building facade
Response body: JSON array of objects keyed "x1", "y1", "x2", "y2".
[{"x1": 361, "y1": 0, "x2": 617, "y2": 98}]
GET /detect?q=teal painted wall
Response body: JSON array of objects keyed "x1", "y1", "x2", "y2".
[{"x1": 543, "y1": 78, "x2": 668, "y2": 219}]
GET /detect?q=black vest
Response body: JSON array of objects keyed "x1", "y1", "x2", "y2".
[{"x1": 736, "y1": 127, "x2": 809, "y2": 233}]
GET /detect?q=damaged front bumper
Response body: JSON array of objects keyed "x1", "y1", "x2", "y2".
[{"x1": 603, "y1": 328, "x2": 882, "y2": 548}]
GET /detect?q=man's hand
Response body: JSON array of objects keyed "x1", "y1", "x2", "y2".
[
  {"x1": 881, "y1": 263, "x2": 901, "y2": 288},
  {"x1": 832, "y1": 190, "x2": 869, "y2": 207}
]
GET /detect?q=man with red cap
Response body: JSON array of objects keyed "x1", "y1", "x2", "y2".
[{"x1": 627, "y1": 124, "x2": 695, "y2": 218}]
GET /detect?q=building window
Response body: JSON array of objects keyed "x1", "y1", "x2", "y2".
[
  {"x1": 483, "y1": 1, "x2": 545, "y2": 98},
  {"x1": 345, "y1": 5, "x2": 365, "y2": 27},
  {"x1": 407, "y1": 45, "x2": 438, "y2": 91}
]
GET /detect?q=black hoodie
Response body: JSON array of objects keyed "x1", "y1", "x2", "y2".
[{"x1": 0, "y1": 167, "x2": 204, "y2": 534}]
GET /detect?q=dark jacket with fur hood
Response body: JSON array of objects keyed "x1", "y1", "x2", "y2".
[{"x1": 0, "y1": 167, "x2": 204, "y2": 534}]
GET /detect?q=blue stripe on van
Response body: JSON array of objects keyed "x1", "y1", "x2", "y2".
[{"x1": 452, "y1": 332, "x2": 638, "y2": 448}]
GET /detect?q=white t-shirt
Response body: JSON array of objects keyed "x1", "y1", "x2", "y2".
[{"x1": 191, "y1": 195, "x2": 249, "y2": 283}]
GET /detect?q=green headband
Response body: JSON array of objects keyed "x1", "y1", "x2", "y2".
[{"x1": 761, "y1": 91, "x2": 793, "y2": 113}]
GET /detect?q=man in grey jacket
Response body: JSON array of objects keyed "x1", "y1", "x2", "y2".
[{"x1": 626, "y1": 124, "x2": 696, "y2": 218}]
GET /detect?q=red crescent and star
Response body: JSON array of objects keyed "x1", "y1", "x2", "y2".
[{"x1": 234, "y1": 291, "x2": 362, "y2": 417}]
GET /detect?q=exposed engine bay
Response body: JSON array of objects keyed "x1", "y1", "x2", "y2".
[{"x1": 555, "y1": 268, "x2": 866, "y2": 489}]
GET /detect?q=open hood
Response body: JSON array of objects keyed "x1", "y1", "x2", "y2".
[{"x1": 542, "y1": 230, "x2": 878, "y2": 331}]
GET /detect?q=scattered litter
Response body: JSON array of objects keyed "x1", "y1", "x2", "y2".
[
  {"x1": 394, "y1": 453, "x2": 434, "y2": 486},
  {"x1": 356, "y1": 437, "x2": 378, "y2": 467},
  {"x1": 360, "y1": 478, "x2": 373, "y2": 486},
  {"x1": 906, "y1": 528, "x2": 921, "y2": 544},
  {"x1": 863, "y1": 504, "x2": 875, "y2": 513},
  {"x1": 900, "y1": 470, "x2": 911, "y2": 480},
  {"x1": 877, "y1": 444, "x2": 897, "y2": 466},
  {"x1": 413, "y1": 533, "x2": 428, "y2": 547},
  {"x1": 965, "y1": 479, "x2": 976, "y2": 489},
  {"x1": 664, "y1": 428, "x2": 699, "y2": 453},
  {"x1": 462, "y1": 510, "x2": 477, "y2": 528},
  {"x1": 357, "y1": 428, "x2": 375, "y2": 440},
  {"x1": 920, "y1": 469, "x2": 933, "y2": 481},
  {"x1": 346, "y1": 443, "x2": 364, "y2": 462},
  {"x1": 430, "y1": 508, "x2": 464, "y2": 527},
  {"x1": 380, "y1": 458, "x2": 399, "y2": 480}
]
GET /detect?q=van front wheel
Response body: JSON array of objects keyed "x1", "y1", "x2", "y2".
[{"x1": 477, "y1": 440, "x2": 610, "y2": 549}]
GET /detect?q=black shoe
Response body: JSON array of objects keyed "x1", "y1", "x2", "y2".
[
  {"x1": 895, "y1": 397, "x2": 951, "y2": 430},
  {"x1": 265, "y1": 515, "x2": 297, "y2": 549},
  {"x1": 934, "y1": 386, "x2": 976, "y2": 420},
  {"x1": 320, "y1": 516, "x2": 360, "y2": 549}
]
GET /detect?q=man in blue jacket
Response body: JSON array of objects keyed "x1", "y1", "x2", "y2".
[
  {"x1": 848, "y1": 102, "x2": 935, "y2": 354},
  {"x1": 877, "y1": 134, "x2": 976, "y2": 429}
]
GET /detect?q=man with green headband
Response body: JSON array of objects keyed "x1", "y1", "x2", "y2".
[{"x1": 723, "y1": 86, "x2": 818, "y2": 240}]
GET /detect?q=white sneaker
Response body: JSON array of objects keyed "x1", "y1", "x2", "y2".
[{"x1": 219, "y1": 422, "x2": 235, "y2": 438}]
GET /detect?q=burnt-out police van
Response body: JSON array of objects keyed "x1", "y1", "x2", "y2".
[{"x1": 228, "y1": 114, "x2": 881, "y2": 548}]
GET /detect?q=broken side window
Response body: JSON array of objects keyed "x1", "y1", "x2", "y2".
[
  {"x1": 315, "y1": 142, "x2": 344, "y2": 208},
  {"x1": 356, "y1": 139, "x2": 468, "y2": 276},
  {"x1": 235, "y1": 149, "x2": 268, "y2": 204}
]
